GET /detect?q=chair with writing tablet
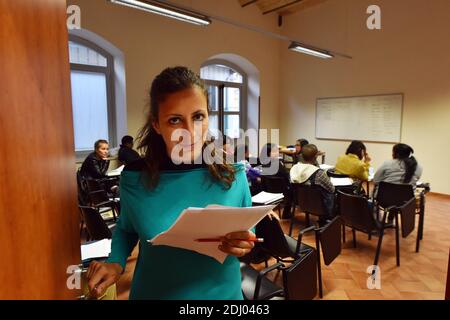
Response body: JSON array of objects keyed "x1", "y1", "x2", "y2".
[
  {"x1": 240, "y1": 249, "x2": 317, "y2": 300},
  {"x1": 375, "y1": 181, "x2": 425, "y2": 252}
]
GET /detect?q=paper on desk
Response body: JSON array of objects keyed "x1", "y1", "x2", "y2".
[
  {"x1": 319, "y1": 164, "x2": 334, "y2": 171},
  {"x1": 106, "y1": 165, "x2": 124, "y2": 177},
  {"x1": 330, "y1": 177, "x2": 354, "y2": 186},
  {"x1": 252, "y1": 191, "x2": 284, "y2": 204},
  {"x1": 147, "y1": 205, "x2": 274, "y2": 264},
  {"x1": 81, "y1": 239, "x2": 111, "y2": 261}
]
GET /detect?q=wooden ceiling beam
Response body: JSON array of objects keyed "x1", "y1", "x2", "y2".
[
  {"x1": 240, "y1": 0, "x2": 260, "y2": 7},
  {"x1": 262, "y1": 0, "x2": 303, "y2": 15}
]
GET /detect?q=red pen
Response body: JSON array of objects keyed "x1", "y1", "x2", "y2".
[{"x1": 195, "y1": 237, "x2": 264, "y2": 243}]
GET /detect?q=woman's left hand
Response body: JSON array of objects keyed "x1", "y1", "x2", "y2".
[{"x1": 218, "y1": 231, "x2": 255, "y2": 257}]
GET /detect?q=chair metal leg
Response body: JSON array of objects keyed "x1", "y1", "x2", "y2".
[
  {"x1": 419, "y1": 198, "x2": 425, "y2": 241},
  {"x1": 306, "y1": 213, "x2": 311, "y2": 226},
  {"x1": 373, "y1": 211, "x2": 388, "y2": 266},
  {"x1": 352, "y1": 228, "x2": 357, "y2": 248},
  {"x1": 368, "y1": 233, "x2": 372, "y2": 240},
  {"x1": 315, "y1": 234, "x2": 323, "y2": 298},
  {"x1": 395, "y1": 214, "x2": 400, "y2": 267},
  {"x1": 289, "y1": 218, "x2": 294, "y2": 236},
  {"x1": 342, "y1": 224, "x2": 346, "y2": 243}
]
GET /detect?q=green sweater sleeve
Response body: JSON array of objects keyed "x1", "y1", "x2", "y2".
[{"x1": 106, "y1": 184, "x2": 139, "y2": 270}]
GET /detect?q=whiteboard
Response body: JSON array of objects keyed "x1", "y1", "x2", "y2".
[{"x1": 315, "y1": 94, "x2": 403, "y2": 143}]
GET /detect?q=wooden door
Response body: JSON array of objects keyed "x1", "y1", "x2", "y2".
[{"x1": 0, "y1": 0, "x2": 81, "y2": 299}]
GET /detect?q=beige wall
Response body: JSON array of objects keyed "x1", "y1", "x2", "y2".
[
  {"x1": 279, "y1": 0, "x2": 450, "y2": 194},
  {"x1": 68, "y1": 0, "x2": 281, "y2": 139},
  {"x1": 68, "y1": 0, "x2": 449, "y2": 194}
]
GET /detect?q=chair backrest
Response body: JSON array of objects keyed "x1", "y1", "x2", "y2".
[
  {"x1": 88, "y1": 190, "x2": 110, "y2": 206},
  {"x1": 283, "y1": 249, "x2": 318, "y2": 300},
  {"x1": 86, "y1": 179, "x2": 103, "y2": 193},
  {"x1": 326, "y1": 169, "x2": 349, "y2": 178},
  {"x1": 76, "y1": 169, "x2": 90, "y2": 206},
  {"x1": 399, "y1": 197, "x2": 416, "y2": 238},
  {"x1": 338, "y1": 191, "x2": 379, "y2": 233},
  {"x1": 293, "y1": 184, "x2": 327, "y2": 216},
  {"x1": 79, "y1": 206, "x2": 112, "y2": 240},
  {"x1": 260, "y1": 175, "x2": 288, "y2": 194},
  {"x1": 256, "y1": 216, "x2": 294, "y2": 259},
  {"x1": 376, "y1": 181, "x2": 414, "y2": 208},
  {"x1": 317, "y1": 216, "x2": 342, "y2": 265}
]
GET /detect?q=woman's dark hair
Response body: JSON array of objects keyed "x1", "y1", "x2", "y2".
[
  {"x1": 136, "y1": 66, "x2": 235, "y2": 189},
  {"x1": 94, "y1": 139, "x2": 108, "y2": 150},
  {"x1": 393, "y1": 143, "x2": 418, "y2": 183},
  {"x1": 296, "y1": 138, "x2": 309, "y2": 149},
  {"x1": 346, "y1": 140, "x2": 366, "y2": 160}
]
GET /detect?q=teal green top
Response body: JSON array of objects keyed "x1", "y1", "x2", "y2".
[{"x1": 107, "y1": 163, "x2": 252, "y2": 300}]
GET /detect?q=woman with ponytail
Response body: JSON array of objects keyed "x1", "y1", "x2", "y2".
[
  {"x1": 85, "y1": 66, "x2": 256, "y2": 300},
  {"x1": 374, "y1": 143, "x2": 423, "y2": 188}
]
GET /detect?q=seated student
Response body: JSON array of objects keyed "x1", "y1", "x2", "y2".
[
  {"x1": 280, "y1": 138, "x2": 321, "y2": 166},
  {"x1": 335, "y1": 140, "x2": 371, "y2": 181},
  {"x1": 80, "y1": 139, "x2": 110, "y2": 180},
  {"x1": 290, "y1": 144, "x2": 335, "y2": 224},
  {"x1": 373, "y1": 143, "x2": 423, "y2": 193},
  {"x1": 259, "y1": 143, "x2": 292, "y2": 217},
  {"x1": 118, "y1": 135, "x2": 141, "y2": 166}
]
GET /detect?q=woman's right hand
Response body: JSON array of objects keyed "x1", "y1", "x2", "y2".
[{"x1": 86, "y1": 261, "x2": 123, "y2": 298}]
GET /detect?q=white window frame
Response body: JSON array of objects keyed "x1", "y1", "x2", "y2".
[
  {"x1": 69, "y1": 34, "x2": 117, "y2": 158},
  {"x1": 201, "y1": 60, "x2": 248, "y2": 138}
]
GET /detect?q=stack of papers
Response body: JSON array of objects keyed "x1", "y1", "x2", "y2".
[
  {"x1": 81, "y1": 239, "x2": 111, "y2": 261},
  {"x1": 330, "y1": 177, "x2": 354, "y2": 186},
  {"x1": 148, "y1": 205, "x2": 274, "y2": 263},
  {"x1": 251, "y1": 191, "x2": 284, "y2": 204}
]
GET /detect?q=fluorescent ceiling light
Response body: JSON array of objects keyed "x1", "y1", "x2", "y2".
[
  {"x1": 109, "y1": 0, "x2": 211, "y2": 26},
  {"x1": 288, "y1": 42, "x2": 334, "y2": 59}
]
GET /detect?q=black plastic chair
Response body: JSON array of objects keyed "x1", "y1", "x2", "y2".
[
  {"x1": 78, "y1": 206, "x2": 116, "y2": 241},
  {"x1": 326, "y1": 169, "x2": 349, "y2": 178},
  {"x1": 339, "y1": 191, "x2": 417, "y2": 268},
  {"x1": 240, "y1": 249, "x2": 318, "y2": 300},
  {"x1": 256, "y1": 215, "x2": 340, "y2": 298},
  {"x1": 289, "y1": 184, "x2": 328, "y2": 235},
  {"x1": 85, "y1": 179, "x2": 120, "y2": 222},
  {"x1": 313, "y1": 216, "x2": 342, "y2": 298},
  {"x1": 260, "y1": 176, "x2": 291, "y2": 219},
  {"x1": 375, "y1": 181, "x2": 423, "y2": 252},
  {"x1": 256, "y1": 216, "x2": 316, "y2": 263}
]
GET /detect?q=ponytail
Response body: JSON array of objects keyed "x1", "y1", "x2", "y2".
[{"x1": 393, "y1": 143, "x2": 418, "y2": 183}]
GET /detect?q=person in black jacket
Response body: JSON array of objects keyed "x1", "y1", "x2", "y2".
[
  {"x1": 80, "y1": 139, "x2": 110, "y2": 180},
  {"x1": 118, "y1": 135, "x2": 141, "y2": 166}
]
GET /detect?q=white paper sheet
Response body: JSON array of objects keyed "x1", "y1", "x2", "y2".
[
  {"x1": 106, "y1": 165, "x2": 124, "y2": 177},
  {"x1": 330, "y1": 177, "x2": 354, "y2": 186},
  {"x1": 81, "y1": 239, "x2": 111, "y2": 261},
  {"x1": 147, "y1": 205, "x2": 274, "y2": 263},
  {"x1": 251, "y1": 191, "x2": 284, "y2": 204},
  {"x1": 319, "y1": 164, "x2": 335, "y2": 171}
]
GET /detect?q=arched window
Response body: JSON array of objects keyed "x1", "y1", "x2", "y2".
[
  {"x1": 69, "y1": 35, "x2": 116, "y2": 155},
  {"x1": 200, "y1": 62, "x2": 247, "y2": 139}
]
